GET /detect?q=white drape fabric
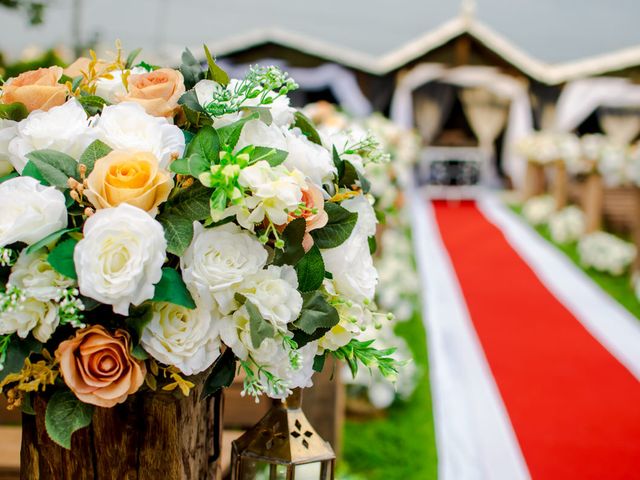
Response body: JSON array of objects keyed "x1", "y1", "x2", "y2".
[
  {"x1": 554, "y1": 78, "x2": 640, "y2": 133},
  {"x1": 391, "y1": 64, "x2": 533, "y2": 188},
  {"x1": 460, "y1": 87, "x2": 510, "y2": 185},
  {"x1": 598, "y1": 108, "x2": 640, "y2": 145},
  {"x1": 414, "y1": 82, "x2": 455, "y2": 144},
  {"x1": 408, "y1": 186, "x2": 530, "y2": 480},
  {"x1": 217, "y1": 59, "x2": 372, "y2": 117}
]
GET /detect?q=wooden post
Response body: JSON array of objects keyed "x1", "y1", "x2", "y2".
[
  {"x1": 523, "y1": 161, "x2": 545, "y2": 201},
  {"x1": 553, "y1": 160, "x2": 569, "y2": 210},
  {"x1": 20, "y1": 385, "x2": 223, "y2": 480},
  {"x1": 583, "y1": 173, "x2": 604, "y2": 233}
]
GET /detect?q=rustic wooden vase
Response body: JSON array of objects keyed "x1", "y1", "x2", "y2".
[{"x1": 20, "y1": 384, "x2": 223, "y2": 480}]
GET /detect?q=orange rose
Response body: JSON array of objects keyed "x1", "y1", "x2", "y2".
[
  {"x1": 1, "y1": 66, "x2": 67, "y2": 112},
  {"x1": 56, "y1": 325, "x2": 146, "y2": 408},
  {"x1": 119, "y1": 68, "x2": 185, "y2": 118},
  {"x1": 84, "y1": 150, "x2": 173, "y2": 216},
  {"x1": 288, "y1": 184, "x2": 328, "y2": 251}
]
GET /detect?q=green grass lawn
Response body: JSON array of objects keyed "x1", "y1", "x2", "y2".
[
  {"x1": 510, "y1": 205, "x2": 640, "y2": 320},
  {"x1": 340, "y1": 307, "x2": 438, "y2": 480}
]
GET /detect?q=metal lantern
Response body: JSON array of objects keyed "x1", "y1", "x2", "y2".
[{"x1": 230, "y1": 388, "x2": 335, "y2": 480}]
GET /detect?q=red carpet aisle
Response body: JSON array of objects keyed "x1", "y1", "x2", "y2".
[{"x1": 428, "y1": 198, "x2": 640, "y2": 480}]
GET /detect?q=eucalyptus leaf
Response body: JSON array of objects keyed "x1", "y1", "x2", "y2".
[
  {"x1": 78, "y1": 140, "x2": 112, "y2": 174},
  {"x1": 26, "y1": 150, "x2": 78, "y2": 188},
  {"x1": 246, "y1": 300, "x2": 275, "y2": 349},
  {"x1": 293, "y1": 291, "x2": 339, "y2": 335},
  {"x1": 203, "y1": 44, "x2": 230, "y2": 86},
  {"x1": 0, "y1": 336, "x2": 41, "y2": 382},
  {"x1": 45, "y1": 390, "x2": 94, "y2": 450},
  {"x1": 217, "y1": 112, "x2": 259, "y2": 149},
  {"x1": 249, "y1": 146, "x2": 288, "y2": 167},
  {"x1": 158, "y1": 215, "x2": 195, "y2": 256},
  {"x1": 22, "y1": 160, "x2": 48, "y2": 185},
  {"x1": 179, "y1": 48, "x2": 205, "y2": 90},
  {"x1": 160, "y1": 182, "x2": 212, "y2": 222},
  {"x1": 185, "y1": 125, "x2": 219, "y2": 163},
  {"x1": 293, "y1": 111, "x2": 322, "y2": 145}
]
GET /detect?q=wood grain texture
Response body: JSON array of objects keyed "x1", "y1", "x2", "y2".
[{"x1": 20, "y1": 386, "x2": 222, "y2": 480}]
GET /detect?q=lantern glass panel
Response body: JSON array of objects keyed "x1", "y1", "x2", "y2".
[
  {"x1": 294, "y1": 462, "x2": 324, "y2": 479},
  {"x1": 239, "y1": 459, "x2": 288, "y2": 480}
]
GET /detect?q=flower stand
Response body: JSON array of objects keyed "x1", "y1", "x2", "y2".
[{"x1": 20, "y1": 386, "x2": 223, "y2": 480}]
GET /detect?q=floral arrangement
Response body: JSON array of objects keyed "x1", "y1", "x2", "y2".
[
  {"x1": 548, "y1": 206, "x2": 585, "y2": 244},
  {"x1": 522, "y1": 195, "x2": 556, "y2": 226},
  {"x1": 578, "y1": 232, "x2": 636, "y2": 276},
  {"x1": 0, "y1": 45, "x2": 399, "y2": 448},
  {"x1": 515, "y1": 131, "x2": 581, "y2": 171}
]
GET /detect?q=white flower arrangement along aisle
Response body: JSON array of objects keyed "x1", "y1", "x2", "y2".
[
  {"x1": 303, "y1": 102, "x2": 421, "y2": 409},
  {"x1": 0, "y1": 45, "x2": 400, "y2": 449}
]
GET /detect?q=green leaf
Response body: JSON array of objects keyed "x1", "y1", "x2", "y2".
[
  {"x1": 217, "y1": 112, "x2": 259, "y2": 149},
  {"x1": 0, "y1": 172, "x2": 18, "y2": 184},
  {"x1": 158, "y1": 215, "x2": 195, "y2": 256},
  {"x1": 209, "y1": 188, "x2": 227, "y2": 213},
  {"x1": 312, "y1": 352, "x2": 327, "y2": 373},
  {"x1": 249, "y1": 146, "x2": 288, "y2": 167},
  {"x1": 26, "y1": 149, "x2": 78, "y2": 188},
  {"x1": 178, "y1": 90, "x2": 205, "y2": 113},
  {"x1": 294, "y1": 291, "x2": 339, "y2": 335},
  {"x1": 293, "y1": 111, "x2": 322, "y2": 145},
  {"x1": 22, "y1": 161, "x2": 48, "y2": 185},
  {"x1": 243, "y1": 106, "x2": 272, "y2": 125},
  {"x1": 22, "y1": 392, "x2": 35, "y2": 415},
  {"x1": 246, "y1": 300, "x2": 275, "y2": 349},
  {"x1": 169, "y1": 157, "x2": 190, "y2": 175},
  {"x1": 125, "y1": 47, "x2": 142, "y2": 69},
  {"x1": 47, "y1": 238, "x2": 78, "y2": 279},
  {"x1": 273, "y1": 218, "x2": 306, "y2": 266},
  {"x1": 131, "y1": 344, "x2": 149, "y2": 361},
  {"x1": 311, "y1": 202, "x2": 358, "y2": 249},
  {"x1": 78, "y1": 140, "x2": 112, "y2": 174},
  {"x1": 332, "y1": 146, "x2": 345, "y2": 178},
  {"x1": 202, "y1": 348, "x2": 236, "y2": 398},
  {"x1": 188, "y1": 153, "x2": 210, "y2": 176},
  {"x1": 45, "y1": 390, "x2": 94, "y2": 450},
  {"x1": 152, "y1": 268, "x2": 196, "y2": 309},
  {"x1": 295, "y1": 245, "x2": 325, "y2": 292},
  {"x1": 25, "y1": 227, "x2": 80, "y2": 255},
  {"x1": 0, "y1": 102, "x2": 28, "y2": 122},
  {"x1": 125, "y1": 304, "x2": 154, "y2": 341},
  {"x1": 0, "y1": 336, "x2": 41, "y2": 382},
  {"x1": 185, "y1": 125, "x2": 220, "y2": 163},
  {"x1": 203, "y1": 44, "x2": 230, "y2": 86},
  {"x1": 179, "y1": 48, "x2": 205, "y2": 90},
  {"x1": 340, "y1": 160, "x2": 359, "y2": 189},
  {"x1": 368, "y1": 235, "x2": 377, "y2": 255},
  {"x1": 78, "y1": 94, "x2": 109, "y2": 116},
  {"x1": 161, "y1": 182, "x2": 212, "y2": 222}
]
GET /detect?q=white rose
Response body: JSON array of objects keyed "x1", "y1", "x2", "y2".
[
  {"x1": 0, "y1": 176, "x2": 67, "y2": 247},
  {"x1": 141, "y1": 301, "x2": 221, "y2": 375},
  {"x1": 7, "y1": 99, "x2": 96, "y2": 173},
  {"x1": 283, "y1": 128, "x2": 336, "y2": 186},
  {"x1": 322, "y1": 233, "x2": 377, "y2": 303},
  {"x1": 9, "y1": 250, "x2": 74, "y2": 301},
  {"x1": 234, "y1": 119, "x2": 287, "y2": 152},
  {"x1": 235, "y1": 265, "x2": 302, "y2": 330},
  {"x1": 0, "y1": 119, "x2": 17, "y2": 176},
  {"x1": 74, "y1": 203, "x2": 166, "y2": 315},
  {"x1": 0, "y1": 297, "x2": 58, "y2": 342},
  {"x1": 238, "y1": 161, "x2": 305, "y2": 226},
  {"x1": 342, "y1": 194, "x2": 377, "y2": 238},
  {"x1": 181, "y1": 222, "x2": 267, "y2": 313},
  {"x1": 94, "y1": 67, "x2": 146, "y2": 103},
  {"x1": 95, "y1": 102, "x2": 185, "y2": 169}
]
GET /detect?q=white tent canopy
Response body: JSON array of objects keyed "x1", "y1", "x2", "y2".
[{"x1": 391, "y1": 64, "x2": 533, "y2": 187}]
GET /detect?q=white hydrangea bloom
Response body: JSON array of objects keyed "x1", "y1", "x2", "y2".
[{"x1": 578, "y1": 232, "x2": 636, "y2": 276}]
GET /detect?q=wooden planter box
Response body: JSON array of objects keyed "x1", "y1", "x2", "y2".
[{"x1": 20, "y1": 386, "x2": 223, "y2": 480}]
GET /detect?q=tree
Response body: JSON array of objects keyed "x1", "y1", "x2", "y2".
[{"x1": 0, "y1": 0, "x2": 47, "y2": 25}]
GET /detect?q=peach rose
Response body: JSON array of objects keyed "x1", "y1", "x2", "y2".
[
  {"x1": 56, "y1": 325, "x2": 146, "y2": 408},
  {"x1": 1, "y1": 66, "x2": 67, "y2": 112},
  {"x1": 84, "y1": 150, "x2": 173, "y2": 216},
  {"x1": 285, "y1": 184, "x2": 328, "y2": 251},
  {"x1": 119, "y1": 68, "x2": 185, "y2": 118}
]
